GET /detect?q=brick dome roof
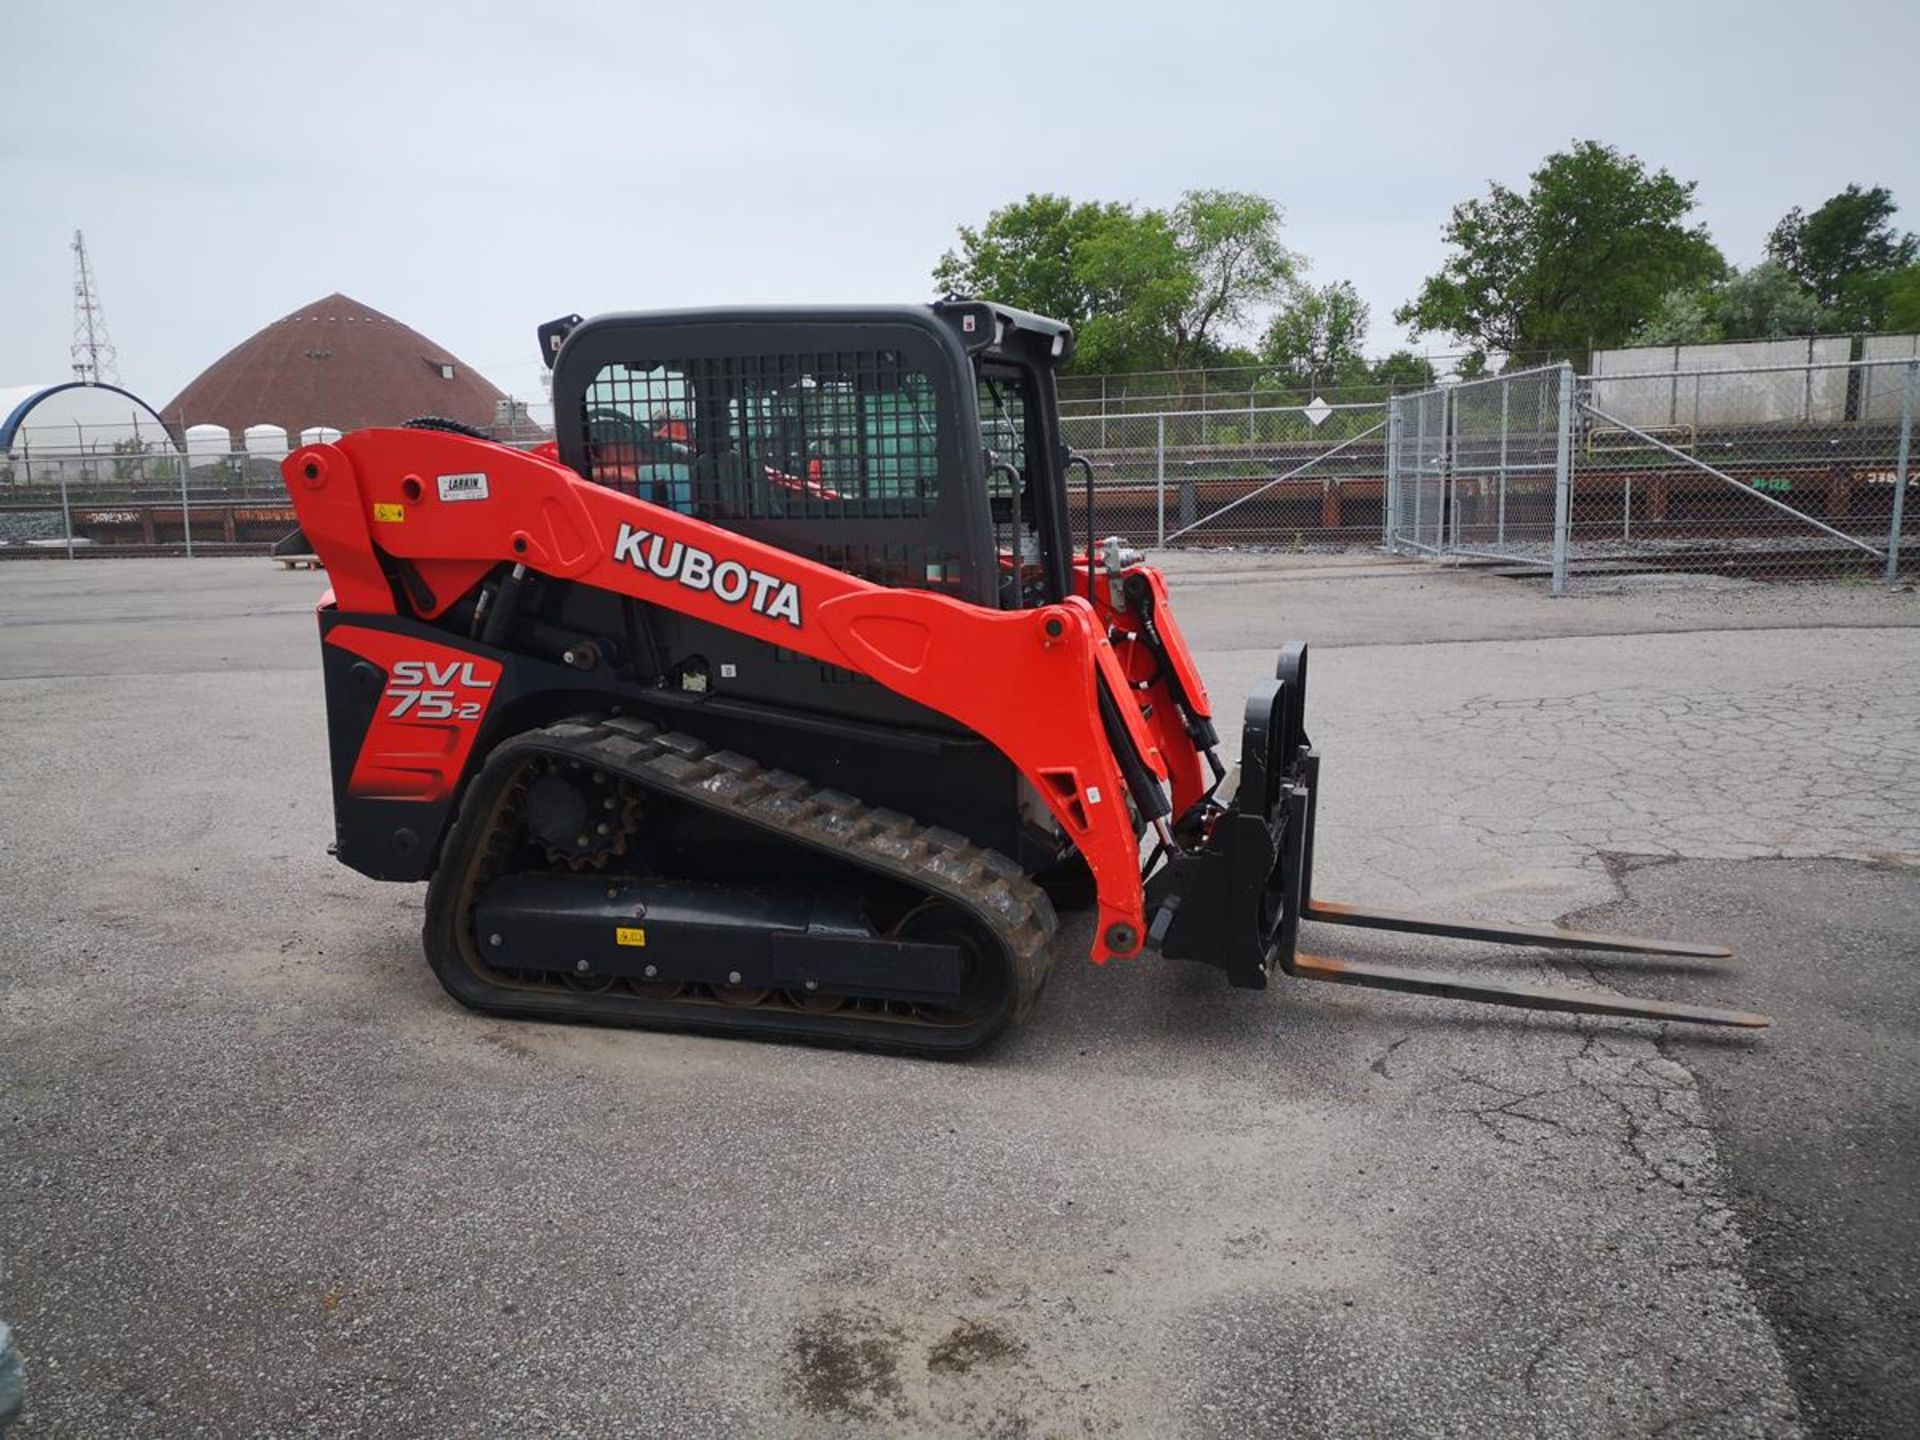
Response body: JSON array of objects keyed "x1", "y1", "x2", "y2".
[{"x1": 161, "y1": 293, "x2": 510, "y2": 441}]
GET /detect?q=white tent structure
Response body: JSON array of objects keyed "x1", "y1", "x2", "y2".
[
  {"x1": 1, "y1": 381, "x2": 179, "y2": 463},
  {"x1": 185, "y1": 424, "x2": 233, "y2": 471},
  {"x1": 243, "y1": 423, "x2": 290, "y2": 460}
]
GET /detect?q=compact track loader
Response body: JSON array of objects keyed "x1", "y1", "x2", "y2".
[{"x1": 281, "y1": 300, "x2": 1765, "y2": 1055}]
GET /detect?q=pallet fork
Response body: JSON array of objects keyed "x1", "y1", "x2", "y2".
[{"x1": 1146, "y1": 645, "x2": 1767, "y2": 1028}]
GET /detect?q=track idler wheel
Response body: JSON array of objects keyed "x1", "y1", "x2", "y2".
[
  {"x1": 563, "y1": 966, "x2": 617, "y2": 994},
  {"x1": 893, "y1": 901, "x2": 1004, "y2": 1026},
  {"x1": 786, "y1": 986, "x2": 847, "y2": 1014}
]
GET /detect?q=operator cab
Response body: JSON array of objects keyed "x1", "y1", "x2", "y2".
[
  {"x1": 941, "y1": 298, "x2": 1078, "y2": 609},
  {"x1": 541, "y1": 301, "x2": 1079, "y2": 612}
]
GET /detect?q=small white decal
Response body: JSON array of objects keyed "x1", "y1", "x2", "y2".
[
  {"x1": 1085, "y1": 786, "x2": 1102, "y2": 804},
  {"x1": 437, "y1": 472, "x2": 490, "y2": 502}
]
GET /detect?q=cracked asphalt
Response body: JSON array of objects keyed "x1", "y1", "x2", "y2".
[{"x1": 2, "y1": 554, "x2": 1917, "y2": 1437}]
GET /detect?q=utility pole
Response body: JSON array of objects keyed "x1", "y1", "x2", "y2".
[{"x1": 70, "y1": 230, "x2": 119, "y2": 385}]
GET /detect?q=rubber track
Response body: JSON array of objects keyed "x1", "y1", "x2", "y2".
[{"x1": 426, "y1": 714, "x2": 1058, "y2": 1055}]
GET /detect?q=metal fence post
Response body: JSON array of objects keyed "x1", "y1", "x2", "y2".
[
  {"x1": 1890, "y1": 357, "x2": 1918, "y2": 585},
  {"x1": 1384, "y1": 397, "x2": 1403, "y2": 551},
  {"x1": 180, "y1": 457, "x2": 195, "y2": 558},
  {"x1": 1551, "y1": 363, "x2": 1574, "y2": 595},
  {"x1": 1155, "y1": 413, "x2": 1166, "y2": 548},
  {"x1": 1412, "y1": 400, "x2": 1423, "y2": 551},
  {"x1": 1496, "y1": 378, "x2": 1509, "y2": 547},
  {"x1": 57, "y1": 465, "x2": 75, "y2": 560}
]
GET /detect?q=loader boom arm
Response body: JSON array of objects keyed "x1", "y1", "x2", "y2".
[{"x1": 285, "y1": 429, "x2": 1168, "y2": 960}]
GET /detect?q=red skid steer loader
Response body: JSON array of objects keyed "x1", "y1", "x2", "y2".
[{"x1": 280, "y1": 301, "x2": 1765, "y2": 1055}]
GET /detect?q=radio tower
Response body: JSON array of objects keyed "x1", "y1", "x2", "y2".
[{"x1": 70, "y1": 229, "x2": 120, "y2": 385}]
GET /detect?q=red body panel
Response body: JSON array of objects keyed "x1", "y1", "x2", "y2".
[
  {"x1": 283, "y1": 430, "x2": 1198, "y2": 961},
  {"x1": 327, "y1": 626, "x2": 502, "y2": 801}
]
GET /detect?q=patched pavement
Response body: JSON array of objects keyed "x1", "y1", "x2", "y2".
[
  {"x1": 1, "y1": 557, "x2": 1916, "y2": 1436},
  {"x1": 1571, "y1": 857, "x2": 1920, "y2": 1438}
]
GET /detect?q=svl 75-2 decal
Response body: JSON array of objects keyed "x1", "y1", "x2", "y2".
[{"x1": 385, "y1": 658, "x2": 494, "y2": 720}]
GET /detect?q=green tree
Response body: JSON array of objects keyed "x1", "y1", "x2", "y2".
[
  {"x1": 934, "y1": 189, "x2": 1297, "y2": 371},
  {"x1": 1633, "y1": 286, "x2": 1717, "y2": 346},
  {"x1": 1767, "y1": 185, "x2": 1917, "y2": 329},
  {"x1": 1368, "y1": 350, "x2": 1438, "y2": 390},
  {"x1": 1396, "y1": 140, "x2": 1725, "y2": 367},
  {"x1": 1635, "y1": 261, "x2": 1830, "y2": 345},
  {"x1": 1261, "y1": 281, "x2": 1371, "y2": 386},
  {"x1": 932, "y1": 193, "x2": 1126, "y2": 332},
  {"x1": 1164, "y1": 190, "x2": 1298, "y2": 369},
  {"x1": 110, "y1": 436, "x2": 152, "y2": 483},
  {"x1": 1716, "y1": 262, "x2": 1830, "y2": 339},
  {"x1": 1883, "y1": 265, "x2": 1920, "y2": 334},
  {"x1": 1073, "y1": 205, "x2": 1194, "y2": 372}
]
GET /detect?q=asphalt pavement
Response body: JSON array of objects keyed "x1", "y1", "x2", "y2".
[
  {"x1": 1570, "y1": 857, "x2": 1919, "y2": 1438},
  {"x1": 1, "y1": 555, "x2": 1916, "y2": 1437}
]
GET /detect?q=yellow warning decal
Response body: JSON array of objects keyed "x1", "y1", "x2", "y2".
[
  {"x1": 615, "y1": 926, "x2": 647, "y2": 947},
  {"x1": 372, "y1": 503, "x2": 405, "y2": 523}
]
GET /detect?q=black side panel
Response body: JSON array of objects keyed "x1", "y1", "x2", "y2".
[
  {"x1": 317, "y1": 609, "x2": 1063, "y2": 884},
  {"x1": 317, "y1": 611, "x2": 518, "y2": 882},
  {"x1": 635, "y1": 613, "x2": 956, "y2": 729},
  {"x1": 474, "y1": 874, "x2": 966, "y2": 1003}
]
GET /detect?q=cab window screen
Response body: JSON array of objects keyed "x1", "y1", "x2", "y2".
[
  {"x1": 582, "y1": 350, "x2": 944, "y2": 520},
  {"x1": 978, "y1": 375, "x2": 1028, "y2": 482}
]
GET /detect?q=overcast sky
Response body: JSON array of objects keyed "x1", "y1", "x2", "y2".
[{"x1": 5, "y1": 0, "x2": 1917, "y2": 410}]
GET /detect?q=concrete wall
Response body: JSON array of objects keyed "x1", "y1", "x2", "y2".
[
  {"x1": 1589, "y1": 337, "x2": 1852, "y2": 428},
  {"x1": 1860, "y1": 334, "x2": 1920, "y2": 421}
]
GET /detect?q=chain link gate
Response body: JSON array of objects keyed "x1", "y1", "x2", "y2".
[
  {"x1": 1386, "y1": 386, "x2": 1449, "y2": 556},
  {"x1": 1385, "y1": 355, "x2": 1917, "y2": 592},
  {"x1": 1385, "y1": 365, "x2": 1575, "y2": 591}
]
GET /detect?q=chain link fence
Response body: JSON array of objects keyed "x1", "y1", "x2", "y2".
[
  {"x1": 1386, "y1": 366, "x2": 1572, "y2": 579},
  {"x1": 1061, "y1": 401, "x2": 1388, "y2": 548},
  {"x1": 8, "y1": 358, "x2": 1914, "y2": 584},
  {"x1": 0, "y1": 433, "x2": 290, "y2": 558},
  {"x1": 0, "y1": 419, "x2": 549, "y2": 558},
  {"x1": 1451, "y1": 366, "x2": 1571, "y2": 566},
  {"x1": 1385, "y1": 358, "x2": 1918, "y2": 590},
  {"x1": 1385, "y1": 386, "x2": 1449, "y2": 555},
  {"x1": 1059, "y1": 367, "x2": 1420, "y2": 426},
  {"x1": 1573, "y1": 357, "x2": 1915, "y2": 584}
]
